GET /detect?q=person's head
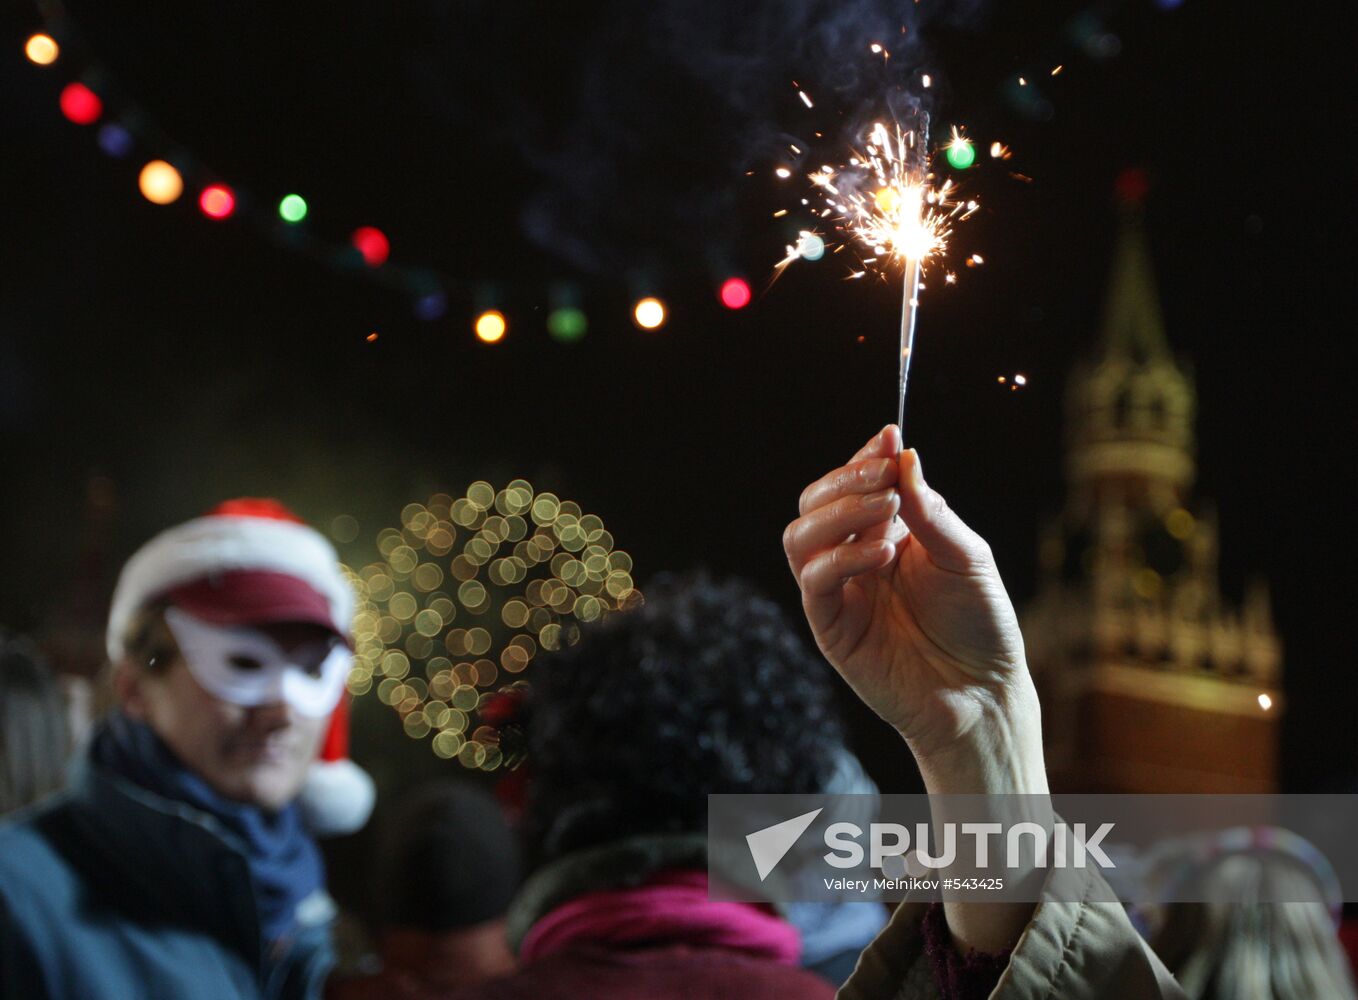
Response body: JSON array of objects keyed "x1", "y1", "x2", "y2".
[
  {"x1": 1150, "y1": 851, "x2": 1358, "y2": 1000},
  {"x1": 524, "y1": 572, "x2": 845, "y2": 865},
  {"x1": 0, "y1": 635, "x2": 70, "y2": 815},
  {"x1": 106, "y1": 499, "x2": 355, "y2": 811},
  {"x1": 375, "y1": 781, "x2": 521, "y2": 984}
]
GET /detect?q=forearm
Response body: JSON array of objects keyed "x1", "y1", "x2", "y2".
[{"x1": 906, "y1": 679, "x2": 1051, "y2": 955}]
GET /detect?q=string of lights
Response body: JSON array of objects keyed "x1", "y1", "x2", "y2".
[
  {"x1": 20, "y1": 0, "x2": 1155, "y2": 345},
  {"x1": 18, "y1": 5, "x2": 758, "y2": 347}
]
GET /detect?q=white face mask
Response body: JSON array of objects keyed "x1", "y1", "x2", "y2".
[{"x1": 163, "y1": 607, "x2": 350, "y2": 719}]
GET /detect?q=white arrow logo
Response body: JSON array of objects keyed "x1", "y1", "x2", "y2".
[{"x1": 745, "y1": 808, "x2": 823, "y2": 881}]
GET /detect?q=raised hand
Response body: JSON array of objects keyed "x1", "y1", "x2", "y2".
[{"x1": 783, "y1": 424, "x2": 1045, "y2": 796}]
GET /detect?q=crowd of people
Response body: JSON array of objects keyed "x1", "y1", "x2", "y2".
[{"x1": 1, "y1": 426, "x2": 1355, "y2": 999}]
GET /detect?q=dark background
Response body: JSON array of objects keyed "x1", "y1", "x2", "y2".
[{"x1": 1, "y1": 0, "x2": 1352, "y2": 793}]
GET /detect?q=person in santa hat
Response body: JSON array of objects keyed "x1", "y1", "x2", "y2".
[{"x1": 0, "y1": 498, "x2": 374, "y2": 1000}]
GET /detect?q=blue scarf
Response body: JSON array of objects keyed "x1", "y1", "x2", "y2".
[{"x1": 91, "y1": 713, "x2": 326, "y2": 944}]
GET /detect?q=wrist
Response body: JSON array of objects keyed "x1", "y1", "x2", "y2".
[{"x1": 906, "y1": 680, "x2": 1049, "y2": 797}]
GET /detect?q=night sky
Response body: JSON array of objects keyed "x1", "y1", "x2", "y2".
[{"x1": 1, "y1": 0, "x2": 1351, "y2": 792}]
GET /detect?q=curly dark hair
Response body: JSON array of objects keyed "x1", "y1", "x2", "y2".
[{"x1": 524, "y1": 573, "x2": 845, "y2": 865}]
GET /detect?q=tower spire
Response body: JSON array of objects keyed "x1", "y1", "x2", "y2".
[
  {"x1": 1097, "y1": 169, "x2": 1169, "y2": 364},
  {"x1": 1064, "y1": 169, "x2": 1196, "y2": 501}
]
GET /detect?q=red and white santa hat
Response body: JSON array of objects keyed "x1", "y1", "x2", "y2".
[
  {"x1": 106, "y1": 498, "x2": 354, "y2": 663},
  {"x1": 107, "y1": 498, "x2": 374, "y2": 836}
]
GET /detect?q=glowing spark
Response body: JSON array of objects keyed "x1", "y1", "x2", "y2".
[
  {"x1": 870, "y1": 43, "x2": 882, "y2": 53},
  {"x1": 990, "y1": 141, "x2": 1012, "y2": 160},
  {"x1": 921, "y1": 74, "x2": 932, "y2": 88},
  {"x1": 776, "y1": 119, "x2": 979, "y2": 283},
  {"x1": 1019, "y1": 77, "x2": 1027, "y2": 86},
  {"x1": 967, "y1": 253, "x2": 984, "y2": 267},
  {"x1": 799, "y1": 90, "x2": 814, "y2": 108},
  {"x1": 945, "y1": 273, "x2": 957, "y2": 284},
  {"x1": 1014, "y1": 373, "x2": 1027, "y2": 385},
  {"x1": 775, "y1": 167, "x2": 792, "y2": 179},
  {"x1": 1051, "y1": 65, "x2": 1063, "y2": 76},
  {"x1": 772, "y1": 112, "x2": 985, "y2": 434},
  {"x1": 773, "y1": 209, "x2": 788, "y2": 218},
  {"x1": 1258, "y1": 693, "x2": 1273, "y2": 711}
]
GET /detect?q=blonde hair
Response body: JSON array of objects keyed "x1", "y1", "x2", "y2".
[{"x1": 1151, "y1": 853, "x2": 1357, "y2": 1000}]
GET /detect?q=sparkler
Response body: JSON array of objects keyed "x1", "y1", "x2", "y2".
[{"x1": 779, "y1": 108, "x2": 980, "y2": 440}]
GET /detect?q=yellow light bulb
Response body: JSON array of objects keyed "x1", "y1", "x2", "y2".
[
  {"x1": 633, "y1": 298, "x2": 666, "y2": 330},
  {"x1": 475, "y1": 310, "x2": 506, "y2": 343},
  {"x1": 25, "y1": 33, "x2": 59, "y2": 66},
  {"x1": 138, "y1": 160, "x2": 183, "y2": 205}
]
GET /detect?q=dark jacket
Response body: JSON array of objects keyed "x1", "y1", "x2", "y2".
[{"x1": 0, "y1": 757, "x2": 335, "y2": 1000}]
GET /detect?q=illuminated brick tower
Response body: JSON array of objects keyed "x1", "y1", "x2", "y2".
[{"x1": 1022, "y1": 173, "x2": 1282, "y2": 793}]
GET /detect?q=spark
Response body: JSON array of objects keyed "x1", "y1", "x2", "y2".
[
  {"x1": 772, "y1": 209, "x2": 788, "y2": 218},
  {"x1": 1014, "y1": 373, "x2": 1027, "y2": 385},
  {"x1": 944, "y1": 272, "x2": 957, "y2": 284},
  {"x1": 1018, "y1": 76, "x2": 1027, "y2": 86},
  {"x1": 1258, "y1": 693, "x2": 1273, "y2": 711},
  {"x1": 799, "y1": 90, "x2": 814, "y2": 108},
  {"x1": 967, "y1": 253, "x2": 984, "y2": 267},
  {"x1": 922, "y1": 74, "x2": 932, "y2": 88},
  {"x1": 775, "y1": 119, "x2": 980, "y2": 282},
  {"x1": 870, "y1": 43, "x2": 882, "y2": 53},
  {"x1": 790, "y1": 143, "x2": 801, "y2": 154},
  {"x1": 990, "y1": 141, "x2": 1012, "y2": 160},
  {"x1": 775, "y1": 167, "x2": 792, "y2": 179},
  {"x1": 1051, "y1": 65, "x2": 1063, "y2": 76}
]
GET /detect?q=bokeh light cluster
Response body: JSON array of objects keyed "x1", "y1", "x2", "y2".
[{"x1": 344, "y1": 482, "x2": 641, "y2": 768}]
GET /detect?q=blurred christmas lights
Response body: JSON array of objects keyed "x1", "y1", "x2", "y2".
[
  {"x1": 138, "y1": 160, "x2": 183, "y2": 205},
  {"x1": 59, "y1": 82, "x2": 101, "y2": 125},
  {"x1": 24, "y1": 33, "x2": 58, "y2": 66},
  {"x1": 633, "y1": 297, "x2": 666, "y2": 330},
  {"x1": 795, "y1": 233, "x2": 825, "y2": 262},
  {"x1": 945, "y1": 129, "x2": 976, "y2": 170},
  {"x1": 719, "y1": 277, "x2": 752, "y2": 310},
  {"x1": 198, "y1": 184, "x2": 236, "y2": 220},
  {"x1": 278, "y1": 194, "x2": 308, "y2": 223},
  {"x1": 351, "y1": 226, "x2": 390, "y2": 267},
  {"x1": 547, "y1": 307, "x2": 588, "y2": 343},
  {"x1": 96, "y1": 123, "x2": 133, "y2": 158},
  {"x1": 475, "y1": 310, "x2": 507, "y2": 343},
  {"x1": 25, "y1": 0, "x2": 1064, "y2": 343}
]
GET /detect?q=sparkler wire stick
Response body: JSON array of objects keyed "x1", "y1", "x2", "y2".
[
  {"x1": 897, "y1": 111, "x2": 929, "y2": 447},
  {"x1": 897, "y1": 255, "x2": 922, "y2": 440}
]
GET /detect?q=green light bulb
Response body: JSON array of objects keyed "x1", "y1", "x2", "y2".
[
  {"x1": 547, "y1": 307, "x2": 587, "y2": 343},
  {"x1": 945, "y1": 139, "x2": 976, "y2": 171},
  {"x1": 278, "y1": 194, "x2": 308, "y2": 223}
]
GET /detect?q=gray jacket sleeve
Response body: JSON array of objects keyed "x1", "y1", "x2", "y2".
[{"x1": 837, "y1": 866, "x2": 1186, "y2": 1000}]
